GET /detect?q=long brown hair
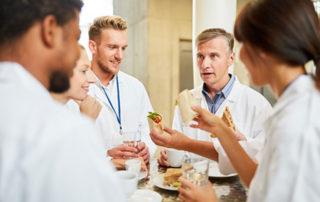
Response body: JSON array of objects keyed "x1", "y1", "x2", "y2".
[{"x1": 234, "y1": 0, "x2": 320, "y2": 89}]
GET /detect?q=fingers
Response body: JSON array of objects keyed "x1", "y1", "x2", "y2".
[
  {"x1": 180, "y1": 178, "x2": 195, "y2": 190},
  {"x1": 191, "y1": 105, "x2": 203, "y2": 114},
  {"x1": 158, "y1": 149, "x2": 169, "y2": 166},
  {"x1": 163, "y1": 127, "x2": 175, "y2": 135},
  {"x1": 150, "y1": 128, "x2": 167, "y2": 146},
  {"x1": 119, "y1": 144, "x2": 139, "y2": 153}
]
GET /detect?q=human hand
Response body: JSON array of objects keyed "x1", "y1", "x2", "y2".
[
  {"x1": 157, "y1": 149, "x2": 169, "y2": 167},
  {"x1": 107, "y1": 144, "x2": 139, "y2": 159},
  {"x1": 179, "y1": 178, "x2": 217, "y2": 202},
  {"x1": 79, "y1": 95, "x2": 102, "y2": 120},
  {"x1": 137, "y1": 142, "x2": 150, "y2": 165},
  {"x1": 190, "y1": 106, "x2": 226, "y2": 137},
  {"x1": 234, "y1": 130, "x2": 246, "y2": 141},
  {"x1": 150, "y1": 127, "x2": 191, "y2": 150}
]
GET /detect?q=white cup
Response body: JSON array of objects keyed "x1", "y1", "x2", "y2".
[
  {"x1": 167, "y1": 148, "x2": 184, "y2": 167},
  {"x1": 125, "y1": 158, "x2": 141, "y2": 175},
  {"x1": 116, "y1": 170, "x2": 138, "y2": 197}
]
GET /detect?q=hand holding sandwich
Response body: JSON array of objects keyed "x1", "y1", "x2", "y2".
[
  {"x1": 149, "y1": 127, "x2": 192, "y2": 151},
  {"x1": 190, "y1": 106, "x2": 232, "y2": 138}
]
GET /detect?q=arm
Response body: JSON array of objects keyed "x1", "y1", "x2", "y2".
[
  {"x1": 150, "y1": 127, "x2": 218, "y2": 161},
  {"x1": 191, "y1": 106, "x2": 257, "y2": 187}
]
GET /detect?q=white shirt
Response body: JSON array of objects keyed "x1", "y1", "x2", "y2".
[
  {"x1": 89, "y1": 71, "x2": 156, "y2": 157},
  {"x1": 0, "y1": 62, "x2": 125, "y2": 202},
  {"x1": 248, "y1": 75, "x2": 320, "y2": 202},
  {"x1": 172, "y1": 77, "x2": 272, "y2": 174}
]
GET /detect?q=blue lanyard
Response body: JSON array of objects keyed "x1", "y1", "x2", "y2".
[{"x1": 101, "y1": 75, "x2": 122, "y2": 134}]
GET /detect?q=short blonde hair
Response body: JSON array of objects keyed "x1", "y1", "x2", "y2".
[
  {"x1": 89, "y1": 15, "x2": 127, "y2": 41},
  {"x1": 196, "y1": 28, "x2": 234, "y2": 52}
]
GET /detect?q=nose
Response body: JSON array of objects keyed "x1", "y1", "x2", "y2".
[
  {"x1": 115, "y1": 48, "x2": 124, "y2": 60},
  {"x1": 200, "y1": 56, "x2": 211, "y2": 70},
  {"x1": 85, "y1": 68, "x2": 96, "y2": 84}
]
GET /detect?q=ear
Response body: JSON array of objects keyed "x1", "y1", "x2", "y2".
[
  {"x1": 227, "y1": 52, "x2": 235, "y2": 66},
  {"x1": 88, "y1": 40, "x2": 97, "y2": 55},
  {"x1": 40, "y1": 15, "x2": 61, "y2": 48}
]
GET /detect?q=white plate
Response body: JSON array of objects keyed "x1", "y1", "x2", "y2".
[
  {"x1": 128, "y1": 189, "x2": 162, "y2": 202},
  {"x1": 139, "y1": 171, "x2": 148, "y2": 180},
  {"x1": 208, "y1": 162, "x2": 237, "y2": 178},
  {"x1": 153, "y1": 174, "x2": 179, "y2": 191}
]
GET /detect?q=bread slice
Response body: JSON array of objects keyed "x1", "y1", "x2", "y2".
[
  {"x1": 177, "y1": 90, "x2": 200, "y2": 124},
  {"x1": 221, "y1": 106, "x2": 236, "y2": 131},
  {"x1": 210, "y1": 107, "x2": 235, "y2": 138},
  {"x1": 163, "y1": 168, "x2": 182, "y2": 186}
]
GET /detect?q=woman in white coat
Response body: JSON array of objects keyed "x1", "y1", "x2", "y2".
[{"x1": 176, "y1": 0, "x2": 320, "y2": 201}]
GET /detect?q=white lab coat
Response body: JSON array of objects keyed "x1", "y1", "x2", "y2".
[
  {"x1": 173, "y1": 77, "x2": 272, "y2": 174},
  {"x1": 89, "y1": 71, "x2": 156, "y2": 157},
  {"x1": 0, "y1": 62, "x2": 125, "y2": 202},
  {"x1": 248, "y1": 75, "x2": 320, "y2": 202}
]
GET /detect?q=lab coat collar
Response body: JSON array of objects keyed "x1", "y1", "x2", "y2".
[
  {"x1": 270, "y1": 74, "x2": 313, "y2": 118},
  {"x1": 194, "y1": 76, "x2": 242, "y2": 108}
]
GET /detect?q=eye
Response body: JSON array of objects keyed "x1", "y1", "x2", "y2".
[
  {"x1": 107, "y1": 45, "x2": 117, "y2": 50},
  {"x1": 197, "y1": 54, "x2": 204, "y2": 60},
  {"x1": 210, "y1": 53, "x2": 218, "y2": 59}
]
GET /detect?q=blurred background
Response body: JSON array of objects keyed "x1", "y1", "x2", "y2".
[{"x1": 79, "y1": 0, "x2": 318, "y2": 126}]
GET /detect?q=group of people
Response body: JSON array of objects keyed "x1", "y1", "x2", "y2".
[{"x1": 0, "y1": 0, "x2": 319, "y2": 202}]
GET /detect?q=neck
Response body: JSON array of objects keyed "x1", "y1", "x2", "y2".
[
  {"x1": 91, "y1": 60, "x2": 115, "y2": 86},
  {"x1": 51, "y1": 93, "x2": 69, "y2": 104},
  {"x1": 205, "y1": 74, "x2": 230, "y2": 99},
  {"x1": 0, "y1": 29, "x2": 50, "y2": 89},
  {"x1": 269, "y1": 64, "x2": 306, "y2": 97}
]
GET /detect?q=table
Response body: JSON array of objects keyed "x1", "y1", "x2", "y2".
[{"x1": 138, "y1": 166, "x2": 247, "y2": 202}]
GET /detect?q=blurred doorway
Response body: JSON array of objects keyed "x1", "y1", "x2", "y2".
[{"x1": 179, "y1": 40, "x2": 193, "y2": 92}]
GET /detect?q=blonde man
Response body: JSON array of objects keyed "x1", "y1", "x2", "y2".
[
  {"x1": 88, "y1": 16, "x2": 155, "y2": 165},
  {"x1": 155, "y1": 28, "x2": 272, "y2": 175}
]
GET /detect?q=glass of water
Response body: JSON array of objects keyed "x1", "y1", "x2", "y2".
[
  {"x1": 182, "y1": 153, "x2": 209, "y2": 186},
  {"x1": 122, "y1": 130, "x2": 141, "y2": 149}
]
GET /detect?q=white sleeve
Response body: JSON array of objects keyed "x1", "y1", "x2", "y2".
[
  {"x1": 214, "y1": 100, "x2": 272, "y2": 175},
  {"x1": 45, "y1": 123, "x2": 125, "y2": 202}
]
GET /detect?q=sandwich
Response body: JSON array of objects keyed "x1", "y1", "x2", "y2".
[
  {"x1": 211, "y1": 107, "x2": 236, "y2": 138},
  {"x1": 176, "y1": 89, "x2": 201, "y2": 124},
  {"x1": 147, "y1": 112, "x2": 164, "y2": 131},
  {"x1": 221, "y1": 106, "x2": 236, "y2": 131},
  {"x1": 163, "y1": 168, "x2": 182, "y2": 187}
]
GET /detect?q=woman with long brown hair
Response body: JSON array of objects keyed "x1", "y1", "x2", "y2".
[{"x1": 174, "y1": 0, "x2": 320, "y2": 201}]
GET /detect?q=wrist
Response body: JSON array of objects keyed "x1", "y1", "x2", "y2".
[{"x1": 176, "y1": 135, "x2": 192, "y2": 150}]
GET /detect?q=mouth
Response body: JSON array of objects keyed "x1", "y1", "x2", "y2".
[
  {"x1": 110, "y1": 60, "x2": 121, "y2": 66},
  {"x1": 201, "y1": 72, "x2": 214, "y2": 76},
  {"x1": 82, "y1": 86, "x2": 89, "y2": 92}
]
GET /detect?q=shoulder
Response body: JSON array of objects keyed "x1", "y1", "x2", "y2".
[
  {"x1": 235, "y1": 81, "x2": 271, "y2": 109},
  {"x1": 119, "y1": 71, "x2": 144, "y2": 87}
]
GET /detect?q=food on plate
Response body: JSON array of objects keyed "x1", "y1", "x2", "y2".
[
  {"x1": 147, "y1": 112, "x2": 164, "y2": 131},
  {"x1": 177, "y1": 89, "x2": 201, "y2": 124},
  {"x1": 163, "y1": 168, "x2": 182, "y2": 187}
]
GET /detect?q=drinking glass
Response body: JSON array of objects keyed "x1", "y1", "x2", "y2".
[{"x1": 182, "y1": 153, "x2": 209, "y2": 186}]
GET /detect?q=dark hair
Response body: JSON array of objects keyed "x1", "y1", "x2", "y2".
[
  {"x1": 196, "y1": 28, "x2": 234, "y2": 53},
  {"x1": 48, "y1": 71, "x2": 70, "y2": 93},
  {"x1": 0, "y1": 0, "x2": 83, "y2": 45},
  {"x1": 234, "y1": 0, "x2": 320, "y2": 89}
]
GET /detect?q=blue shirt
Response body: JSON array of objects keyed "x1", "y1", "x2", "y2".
[{"x1": 202, "y1": 74, "x2": 236, "y2": 114}]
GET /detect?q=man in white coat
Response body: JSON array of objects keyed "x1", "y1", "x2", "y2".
[
  {"x1": 0, "y1": 1, "x2": 125, "y2": 201},
  {"x1": 157, "y1": 28, "x2": 272, "y2": 174},
  {"x1": 88, "y1": 16, "x2": 156, "y2": 165}
]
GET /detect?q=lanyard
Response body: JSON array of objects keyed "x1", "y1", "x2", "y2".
[{"x1": 101, "y1": 75, "x2": 122, "y2": 134}]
